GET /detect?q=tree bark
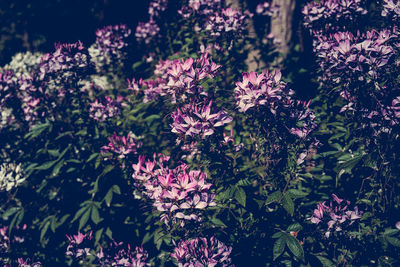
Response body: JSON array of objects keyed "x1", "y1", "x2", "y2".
[
  {"x1": 270, "y1": 0, "x2": 296, "y2": 58},
  {"x1": 226, "y1": 0, "x2": 265, "y2": 71}
]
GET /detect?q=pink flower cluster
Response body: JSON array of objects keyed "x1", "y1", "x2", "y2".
[
  {"x1": 314, "y1": 29, "x2": 397, "y2": 84},
  {"x1": 381, "y1": 0, "x2": 400, "y2": 18},
  {"x1": 135, "y1": 20, "x2": 160, "y2": 45},
  {"x1": 89, "y1": 96, "x2": 124, "y2": 122},
  {"x1": 95, "y1": 24, "x2": 131, "y2": 56},
  {"x1": 310, "y1": 194, "x2": 362, "y2": 238},
  {"x1": 303, "y1": 0, "x2": 367, "y2": 34},
  {"x1": 132, "y1": 154, "x2": 216, "y2": 226},
  {"x1": 234, "y1": 70, "x2": 292, "y2": 113},
  {"x1": 205, "y1": 8, "x2": 251, "y2": 37},
  {"x1": 256, "y1": 1, "x2": 280, "y2": 16},
  {"x1": 66, "y1": 231, "x2": 149, "y2": 266},
  {"x1": 171, "y1": 236, "x2": 234, "y2": 267},
  {"x1": 178, "y1": 0, "x2": 222, "y2": 18},
  {"x1": 1, "y1": 225, "x2": 42, "y2": 266},
  {"x1": 171, "y1": 100, "x2": 233, "y2": 140},
  {"x1": 131, "y1": 53, "x2": 221, "y2": 104},
  {"x1": 101, "y1": 132, "x2": 142, "y2": 159},
  {"x1": 148, "y1": 0, "x2": 168, "y2": 19}
]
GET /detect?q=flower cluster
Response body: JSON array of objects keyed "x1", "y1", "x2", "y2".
[
  {"x1": 171, "y1": 236, "x2": 234, "y2": 267},
  {"x1": 96, "y1": 242, "x2": 150, "y2": 267},
  {"x1": 178, "y1": 0, "x2": 222, "y2": 18},
  {"x1": 66, "y1": 231, "x2": 149, "y2": 266},
  {"x1": 89, "y1": 96, "x2": 124, "y2": 122},
  {"x1": 309, "y1": 194, "x2": 363, "y2": 238},
  {"x1": 66, "y1": 231, "x2": 92, "y2": 259},
  {"x1": 135, "y1": 21, "x2": 160, "y2": 45},
  {"x1": 148, "y1": 0, "x2": 168, "y2": 19},
  {"x1": 205, "y1": 8, "x2": 251, "y2": 37},
  {"x1": 256, "y1": 1, "x2": 280, "y2": 16},
  {"x1": 1, "y1": 225, "x2": 41, "y2": 266},
  {"x1": 314, "y1": 29, "x2": 397, "y2": 85},
  {"x1": 1, "y1": 51, "x2": 43, "y2": 79},
  {"x1": 381, "y1": 0, "x2": 400, "y2": 19},
  {"x1": 133, "y1": 53, "x2": 221, "y2": 104},
  {"x1": 132, "y1": 154, "x2": 216, "y2": 226},
  {"x1": 171, "y1": 100, "x2": 233, "y2": 140},
  {"x1": 302, "y1": 0, "x2": 367, "y2": 34},
  {"x1": 101, "y1": 132, "x2": 142, "y2": 159},
  {"x1": 89, "y1": 24, "x2": 131, "y2": 71},
  {"x1": 0, "y1": 162, "x2": 25, "y2": 191},
  {"x1": 234, "y1": 70, "x2": 292, "y2": 113}
]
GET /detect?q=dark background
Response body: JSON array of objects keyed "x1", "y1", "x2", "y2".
[{"x1": 0, "y1": 0, "x2": 151, "y2": 65}]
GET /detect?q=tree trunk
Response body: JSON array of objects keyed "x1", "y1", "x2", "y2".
[
  {"x1": 270, "y1": 0, "x2": 296, "y2": 58},
  {"x1": 226, "y1": 0, "x2": 265, "y2": 71}
]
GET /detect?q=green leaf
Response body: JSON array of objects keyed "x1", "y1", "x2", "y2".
[
  {"x1": 40, "y1": 221, "x2": 50, "y2": 241},
  {"x1": 112, "y1": 185, "x2": 121, "y2": 194},
  {"x1": 72, "y1": 206, "x2": 89, "y2": 223},
  {"x1": 25, "y1": 122, "x2": 51, "y2": 140},
  {"x1": 315, "y1": 256, "x2": 335, "y2": 267},
  {"x1": 210, "y1": 217, "x2": 227, "y2": 227},
  {"x1": 87, "y1": 153, "x2": 99, "y2": 163},
  {"x1": 105, "y1": 227, "x2": 112, "y2": 239},
  {"x1": 287, "y1": 223, "x2": 302, "y2": 232},
  {"x1": 95, "y1": 228, "x2": 104, "y2": 244},
  {"x1": 2, "y1": 207, "x2": 20, "y2": 220},
  {"x1": 91, "y1": 207, "x2": 102, "y2": 224},
  {"x1": 235, "y1": 187, "x2": 246, "y2": 207},
  {"x1": 286, "y1": 234, "x2": 304, "y2": 261},
  {"x1": 79, "y1": 209, "x2": 90, "y2": 230},
  {"x1": 142, "y1": 232, "x2": 153, "y2": 245},
  {"x1": 386, "y1": 236, "x2": 400, "y2": 247},
  {"x1": 282, "y1": 194, "x2": 294, "y2": 216},
  {"x1": 35, "y1": 160, "x2": 59, "y2": 171},
  {"x1": 104, "y1": 189, "x2": 113, "y2": 207},
  {"x1": 266, "y1": 191, "x2": 282, "y2": 204},
  {"x1": 287, "y1": 189, "x2": 308, "y2": 199},
  {"x1": 273, "y1": 236, "x2": 286, "y2": 260}
]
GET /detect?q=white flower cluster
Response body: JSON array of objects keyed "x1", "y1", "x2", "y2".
[
  {"x1": 0, "y1": 108, "x2": 14, "y2": 129},
  {"x1": 0, "y1": 162, "x2": 25, "y2": 191},
  {"x1": 2, "y1": 52, "x2": 43, "y2": 78}
]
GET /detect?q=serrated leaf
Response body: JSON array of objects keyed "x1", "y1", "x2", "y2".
[
  {"x1": 235, "y1": 187, "x2": 246, "y2": 207},
  {"x1": 287, "y1": 189, "x2": 308, "y2": 199},
  {"x1": 266, "y1": 191, "x2": 282, "y2": 204},
  {"x1": 273, "y1": 236, "x2": 286, "y2": 260},
  {"x1": 287, "y1": 223, "x2": 302, "y2": 232},
  {"x1": 282, "y1": 194, "x2": 294, "y2": 216},
  {"x1": 286, "y1": 234, "x2": 304, "y2": 261}
]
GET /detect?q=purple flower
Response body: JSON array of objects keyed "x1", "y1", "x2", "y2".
[
  {"x1": 234, "y1": 70, "x2": 291, "y2": 113},
  {"x1": 171, "y1": 100, "x2": 232, "y2": 140},
  {"x1": 303, "y1": 0, "x2": 367, "y2": 34},
  {"x1": 171, "y1": 236, "x2": 234, "y2": 267},
  {"x1": 89, "y1": 96, "x2": 125, "y2": 122},
  {"x1": 309, "y1": 194, "x2": 362, "y2": 238},
  {"x1": 132, "y1": 154, "x2": 216, "y2": 226},
  {"x1": 101, "y1": 132, "x2": 142, "y2": 158},
  {"x1": 381, "y1": 0, "x2": 400, "y2": 18},
  {"x1": 148, "y1": 0, "x2": 168, "y2": 19},
  {"x1": 135, "y1": 20, "x2": 160, "y2": 44},
  {"x1": 205, "y1": 8, "x2": 251, "y2": 37},
  {"x1": 256, "y1": 1, "x2": 280, "y2": 16}
]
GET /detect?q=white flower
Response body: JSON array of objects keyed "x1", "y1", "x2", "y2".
[{"x1": 0, "y1": 162, "x2": 26, "y2": 191}]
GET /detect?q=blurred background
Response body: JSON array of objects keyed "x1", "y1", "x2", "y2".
[{"x1": 0, "y1": 0, "x2": 151, "y2": 66}]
